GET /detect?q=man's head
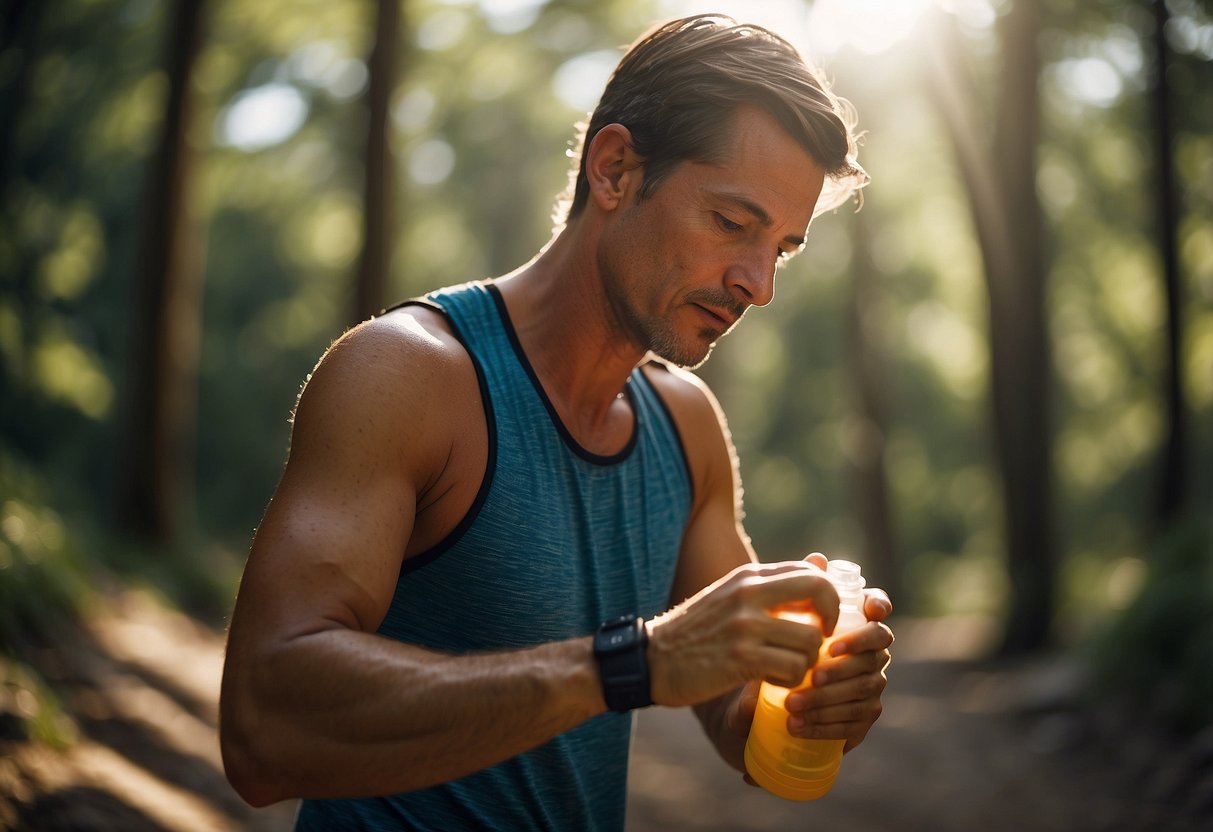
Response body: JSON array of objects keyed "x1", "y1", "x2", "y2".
[{"x1": 558, "y1": 14, "x2": 867, "y2": 227}]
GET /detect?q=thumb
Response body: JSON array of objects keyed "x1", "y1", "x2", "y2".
[{"x1": 803, "y1": 551, "x2": 828, "y2": 570}]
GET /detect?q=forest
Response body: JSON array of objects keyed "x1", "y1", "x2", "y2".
[{"x1": 1, "y1": 0, "x2": 1211, "y2": 828}]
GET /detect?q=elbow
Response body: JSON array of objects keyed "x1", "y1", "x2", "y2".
[
  {"x1": 219, "y1": 703, "x2": 292, "y2": 808},
  {"x1": 221, "y1": 730, "x2": 289, "y2": 808}
]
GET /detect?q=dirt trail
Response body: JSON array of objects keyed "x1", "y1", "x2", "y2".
[
  {"x1": 1, "y1": 592, "x2": 294, "y2": 831},
  {"x1": 628, "y1": 618, "x2": 1213, "y2": 831},
  {"x1": 2, "y1": 593, "x2": 1209, "y2": 831}
]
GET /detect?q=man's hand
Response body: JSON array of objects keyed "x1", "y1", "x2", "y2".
[
  {"x1": 713, "y1": 555, "x2": 894, "y2": 766},
  {"x1": 785, "y1": 552, "x2": 893, "y2": 753},
  {"x1": 646, "y1": 561, "x2": 840, "y2": 708}
]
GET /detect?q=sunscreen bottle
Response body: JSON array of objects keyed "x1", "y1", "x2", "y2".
[{"x1": 744, "y1": 560, "x2": 867, "y2": 801}]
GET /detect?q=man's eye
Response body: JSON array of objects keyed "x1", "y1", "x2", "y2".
[{"x1": 714, "y1": 213, "x2": 743, "y2": 232}]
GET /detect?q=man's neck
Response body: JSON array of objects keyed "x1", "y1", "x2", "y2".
[{"x1": 493, "y1": 227, "x2": 645, "y2": 450}]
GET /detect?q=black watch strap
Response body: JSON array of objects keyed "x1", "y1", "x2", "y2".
[{"x1": 593, "y1": 614, "x2": 652, "y2": 712}]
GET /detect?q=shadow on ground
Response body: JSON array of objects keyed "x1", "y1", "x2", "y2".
[
  {"x1": 2, "y1": 595, "x2": 1211, "y2": 831},
  {"x1": 0, "y1": 591, "x2": 296, "y2": 831}
]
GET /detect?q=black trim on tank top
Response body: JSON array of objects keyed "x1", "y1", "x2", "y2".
[
  {"x1": 636, "y1": 362, "x2": 696, "y2": 513},
  {"x1": 486, "y1": 282, "x2": 638, "y2": 466},
  {"x1": 381, "y1": 298, "x2": 498, "y2": 576}
]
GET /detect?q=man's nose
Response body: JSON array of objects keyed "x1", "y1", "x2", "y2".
[{"x1": 725, "y1": 252, "x2": 776, "y2": 308}]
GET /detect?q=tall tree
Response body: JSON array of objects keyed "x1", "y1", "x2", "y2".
[
  {"x1": 1151, "y1": 0, "x2": 1187, "y2": 528},
  {"x1": 353, "y1": 0, "x2": 403, "y2": 323},
  {"x1": 0, "y1": 0, "x2": 42, "y2": 194},
  {"x1": 844, "y1": 208, "x2": 902, "y2": 602},
  {"x1": 922, "y1": 1, "x2": 1057, "y2": 653},
  {"x1": 116, "y1": 0, "x2": 209, "y2": 541}
]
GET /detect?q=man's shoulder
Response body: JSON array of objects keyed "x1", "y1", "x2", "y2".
[
  {"x1": 320, "y1": 301, "x2": 474, "y2": 385},
  {"x1": 354, "y1": 301, "x2": 462, "y2": 356},
  {"x1": 297, "y1": 301, "x2": 480, "y2": 426}
]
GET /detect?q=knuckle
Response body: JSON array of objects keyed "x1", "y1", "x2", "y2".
[
  {"x1": 773, "y1": 659, "x2": 807, "y2": 689},
  {"x1": 732, "y1": 574, "x2": 764, "y2": 603},
  {"x1": 803, "y1": 629, "x2": 824, "y2": 653},
  {"x1": 728, "y1": 640, "x2": 756, "y2": 665},
  {"x1": 862, "y1": 671, "x2": 886, "y2": 695}
]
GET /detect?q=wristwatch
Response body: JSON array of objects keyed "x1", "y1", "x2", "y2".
[{"x1": 593, "y1": 614, "x2": 652, "y2": 712}]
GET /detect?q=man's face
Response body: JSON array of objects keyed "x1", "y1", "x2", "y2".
[{"x1": 598, "y1": 106, "x2": 827, "y2": 368}]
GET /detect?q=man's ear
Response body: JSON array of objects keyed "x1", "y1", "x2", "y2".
[{"x1": 585, "y1": 123, "x2": 643, "y2": 212}]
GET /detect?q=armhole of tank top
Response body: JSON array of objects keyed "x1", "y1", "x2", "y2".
[
  {"x1": 389, "y1": 297, "x2": 498, "y2": 576},
  {"x1": 636, "y1": 362, "x2": 696, "y2": 513}
]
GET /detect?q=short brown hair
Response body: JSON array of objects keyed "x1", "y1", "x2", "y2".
[{"x1": 558, "y1": 14, "x2": 867, "y2": 225}]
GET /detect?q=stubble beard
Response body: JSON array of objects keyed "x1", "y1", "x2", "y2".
[
  {"x1": 609, "y1": 282, "x2": 748, "y2": 369},
  {"x1": 631, "y1": 291, "x2": 746, "y2": 369},
  {"x1": 643, "y1": 316, "x2": 717, "y2": 369}
]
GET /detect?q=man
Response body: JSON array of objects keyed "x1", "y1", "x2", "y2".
[{"x1": 220, "y1": 14, "x2": 894, "y2": 831}]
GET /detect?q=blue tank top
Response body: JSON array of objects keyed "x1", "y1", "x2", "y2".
[{"x1": 295, "y1": 281, "x2": 692, "y2": 831}]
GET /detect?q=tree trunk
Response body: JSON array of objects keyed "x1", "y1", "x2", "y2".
[
  {"x1": 1151, "y1": 0, "x2": 1187, "y2": 528},
  {"x1": 116, "y1": 0, "x2": 208, "y2": 542},
  {"x1": 0, "y1": 0, "x2": 41, "y2": 194},
  {"x1": 924, "y1": 1, "x2": 1056, "y2": 654},
  {"x1": 353, "y1": 0, "x2": 402, "y2": 324},
  {"x1": 844, "y1": 208, "x2": 902, "y2": 602}
]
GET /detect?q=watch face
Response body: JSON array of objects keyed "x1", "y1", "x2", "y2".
[
  {"x1": 596, "y1": 616, "x2": 639, "y2": 656},
  {"x1": 602, "y1": 629, "x2": 633, "y2": 651}
]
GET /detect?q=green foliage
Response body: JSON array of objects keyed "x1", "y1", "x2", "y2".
[
  {"x1": 0, "y1": 453, "x2": 88, "y2": 745},
  {"x1": 1087, "y1": 518, "x2": 1213, "y2": 733},
  {"x1": 0, "y1": 0, "x2": 1210, "y2": 649},
  {"x1": 0, "y1": 453, "x2": 89, "y2": 650},
  {"x1": 0, "y1": 656, "x2": 77, "y2": 749}
]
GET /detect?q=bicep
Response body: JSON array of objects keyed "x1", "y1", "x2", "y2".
[
  {"x1": 242, "y1": 446, "x2": 417, "y2": 639},
  {"x1": 229, "y1": 321, "x2": 450, "y2": 650}
]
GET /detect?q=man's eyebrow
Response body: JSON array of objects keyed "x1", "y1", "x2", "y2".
[{"x1": 715, "y1": 192, "x2": 806, "y2": 248}]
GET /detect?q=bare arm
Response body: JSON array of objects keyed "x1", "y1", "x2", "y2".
[
  {"x1": 643, "y1": 364, "x2": 893, "y2": 774},
  {"x1": 219, "y1": 313, "x2": 606, "y2": 806},
  {"x1": 220, "y1": 323, "x2": 888, "y2": 807}
]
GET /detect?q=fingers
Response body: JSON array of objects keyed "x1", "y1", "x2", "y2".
[
  {"x1": 799, "y1": 553, "x2": 893, "y2": 624},
  {"x1": 812, "y1": 645, "x2": 891, "y2": 691},
  {"x1": 784, "y1": 672, "x2": 885, "y2": 751},
  {"x1": 823, "y1": 621, "x2": 894, "y2": 659},
  {"x1": 787, "y1": 665, "x2": 887, "y2": 713},
  {"x1": 743, "y1": 565, "x2": 838, "y2": 634},
  {"x1": 647, "y1": 561, "x2": 841, "y2": 707},
  {"x1": 862, "y1": 586, "x2": 893, "y2": 622},
  {"x1": 786, "y1": 715, "x2": 876, "y2": 752},
  {"x1": 803, "y1": 551, "x2": 828, "y2": 570},
  {"x1": 764, "y1": 614, "x2": 825, "y2": 657}
]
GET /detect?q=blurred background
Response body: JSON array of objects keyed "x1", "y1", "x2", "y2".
[{"x1": 0, "y1": 0, "x2": 1211, "y2": 829}]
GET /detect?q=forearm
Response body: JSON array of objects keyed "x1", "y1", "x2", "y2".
[
  {"x1": 692, "y1": 686, "x2": 749, "y2": 774},
  {"x1": 220, "y1": 629, "x2": 605, "y2": 805}
]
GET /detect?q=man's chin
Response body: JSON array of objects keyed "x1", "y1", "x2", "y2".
[{"x1": 652, "y1": 333, "x2": 717, "y2": 370}]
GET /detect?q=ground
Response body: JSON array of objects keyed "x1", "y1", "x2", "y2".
[{"x1": 1, "y1": 591, "x2": 1210, "y2": 831}]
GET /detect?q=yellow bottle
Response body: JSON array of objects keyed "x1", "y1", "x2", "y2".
[{"x1": 744, "y1": 560, "x2": 867, "y2": 801}]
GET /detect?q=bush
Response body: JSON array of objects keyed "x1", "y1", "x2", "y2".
[
  {"x1": 0, "y1": 454, "x2": 89, "y2": 651},
  {"x1": 1087, "y1": 516, "x2": 1213, "y2": 733}
]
